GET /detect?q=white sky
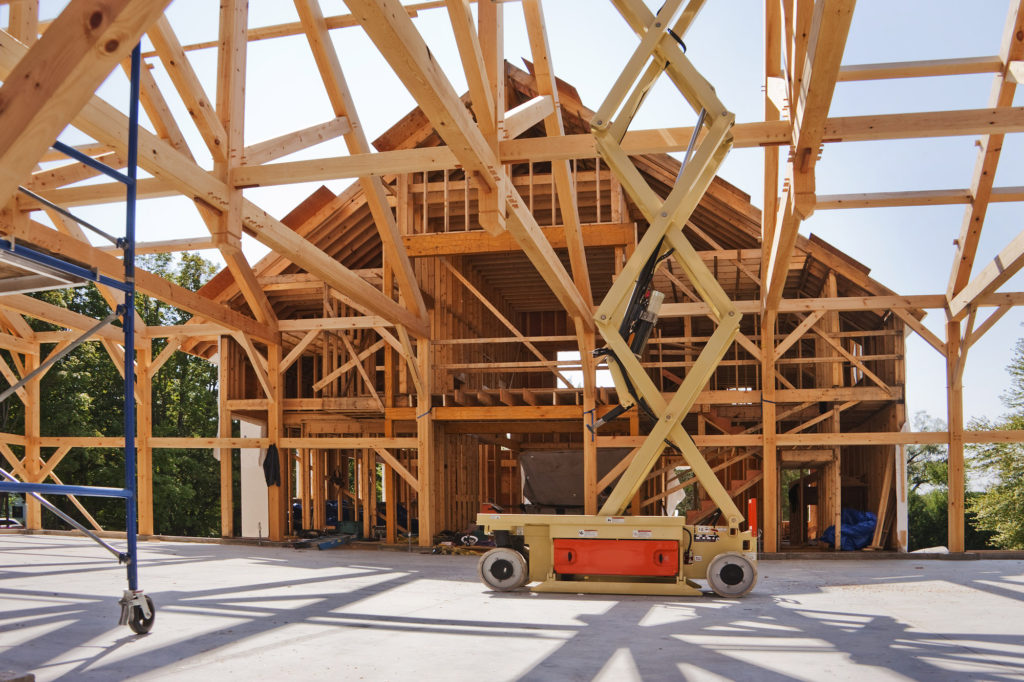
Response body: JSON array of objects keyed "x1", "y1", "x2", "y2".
[{"x1": 6, "y1": 0, "x2": 1024, "y2": 427}]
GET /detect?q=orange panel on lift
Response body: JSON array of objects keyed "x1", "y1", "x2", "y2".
[{"x1": 552, "y1": 539, "x2": 679, "y2": 576}]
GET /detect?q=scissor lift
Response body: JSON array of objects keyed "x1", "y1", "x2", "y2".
[{"x1": 476, "y1": 0, "x2": 757, "y2": 598}]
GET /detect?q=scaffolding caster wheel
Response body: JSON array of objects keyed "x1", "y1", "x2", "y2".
[
  {"x1": 119, "y1": 590, "x2": 155, "y2": 634},
  {"x1": 478, "y1": 548, "x2": 528, "y2": 592}
]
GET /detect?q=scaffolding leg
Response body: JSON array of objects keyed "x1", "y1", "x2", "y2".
[{"x1": 122, "y1": 43, "x2": 144, "y2": 611}]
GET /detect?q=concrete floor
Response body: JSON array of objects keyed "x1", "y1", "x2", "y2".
[{"x1": 2, "y1": 534, "x2": 1023, "y2": 681}]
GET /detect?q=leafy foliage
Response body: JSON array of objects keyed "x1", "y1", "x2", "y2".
[
  {"x1": 3, "y1": 253, "x2": 224, "y2": 536},
  {"x1": 906, "y1": 412, "x2": 948, "y2": 493},
  {"x1": 905, "y1": 412, "x2": 994, "y2": 550},
  {"x1": 966, "y1": 338, "x2": 1024, "y2": 549}
]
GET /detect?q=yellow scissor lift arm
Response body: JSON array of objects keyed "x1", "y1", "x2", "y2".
[{"x1": 476, "y1": 0, "x2": 757, "y2": 598}]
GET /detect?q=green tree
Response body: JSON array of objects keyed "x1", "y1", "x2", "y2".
[
  {"x1": 906, "y1": 413, "x2": 993, "y2": 550},
  {"x1": 906, "y1": 411, "x2": 948, "y2": 493},
  {"x1": 966, "y1": 338, "x2": 1024, "y2": 549}
]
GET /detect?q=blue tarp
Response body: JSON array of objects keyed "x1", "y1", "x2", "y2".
[{"x1": 820, "y1": 508, "x2": 877, "y2": 551}]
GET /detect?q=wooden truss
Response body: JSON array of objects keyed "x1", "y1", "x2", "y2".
[{"x1": 0, "y1": 0, "x2": 1023, "y2": 553}]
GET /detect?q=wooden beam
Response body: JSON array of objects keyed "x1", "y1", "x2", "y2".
[
  {"x1": 811, "y1": 324, "x2": 892, "y2": 393},
  {"x1": 403, "y1": 222, "x2": 633, "y2": 257},
  {"x1": 278, "y1": 316, "x2": 392, "y2": 331},
  {"x1": 0, "y1": 215, "x2": 278, "y2": 344},
  {"x1": 338, "y1": 331, "x2": 385, "y2": 412},
  {"x1": 0, "y1": 32, "x2": 426, "y2": 338},
  {"x1": 0, "y1": 0, "x2": 172, "y2": 204},
  {"x1": 372, "y1": 446, "x2": 420, "y2": 492},
  {"x1": 1009, "y1": 60, "x2": 1024, "y2": 84},
  {"x1": 0, "y1": 294, "x2": 124, "y2": 342},
  {"x1": 281, "y1": 329, "x2": 319, "y2": 372},
  {"x1": 16, "y1": 176, "x2": 175, "y2": 209},
  {"x1": 948, "y1": 1, "x2": 1024, "y2": 299},
  {"x1": 838, "y1": 56, "x2": 1004, "y2": 81},
  {"x1": 98, "y1": 236, "x2": 217, "y2": 254},
  {"x1": 347, "y1": 0, "x2": 504, "y2": 205},
  {"x1": 948, "y1": 225, "x2": 1024, "y2": 321},
  {"x1": 215, "y1": 0, "x2": 279, "y2": 331},
  {"x1": 242, "y1": 116, "x2": 351, "y2": 166},
  {"x1": 147, "y1": 14, "x2": 229, "y2": 162},
  {"x1": 0, "y1": 352, "x2": 27, "y2": 403},
  {"x1": 892, "y1": 308, "x2": 946, "y2": 357},
  {"x1": 311, "y1": 339, "x2": 386, "y2": 393},
  {"x1": 502, "y1": 95, "x2": 554, "y2": 140},
  {"x1": 445, "y1": 0, "x2": 495, "y2": 136},
  {"x1": 947, "y1": 319, "x2": 966, "y2": 552},
  {"x1": 523, "y1": 0, "x2": 592, "y2": 307},
  {"x1": 774, "y1": 309, "x2": 824, "y2": 357},
  {"x1": 294, "y1": 0, "x2": 428, "y2": 328},
  {"x1": 966, "y1": 304, "x2": 1012, "y2": 348},
  {"x1": 347, "y1": 0, "x2": 592, "y2": 325},
  {"x1": 147, "y1": 334, "x2": 184, "y2": 378},
  {"x1": 441, "y1": 257, "x2": 573, "y2": 387},
  {"x1": 816, "y1": 186, "x2": 1024, "y2": 209},
  {"x1": 228, "y1": 107, "x2": 1024, "y2": 186},
  {"x1": 233, "y1": 331, "x2": 273, "y2": 400}
]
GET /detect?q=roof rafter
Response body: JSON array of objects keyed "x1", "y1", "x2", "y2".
[
  {"x1": 947, "y1": 0, "x2": 1024, "y2": 299},
  {"x1": 0, "y1": 0, "x2": 172, "y2": 204},
  {"x1": 294, "y1": 0, "x2": 428, "y2": 329},
  {"x1": 0, "y1": 31, "x2": 428, "y2": 339}
]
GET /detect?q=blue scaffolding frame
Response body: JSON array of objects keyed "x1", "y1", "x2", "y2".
[{"x1": 0, "y1": 45, "x2": 153, "y2": 632}]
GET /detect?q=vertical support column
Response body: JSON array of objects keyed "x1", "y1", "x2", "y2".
[
  {"x1": 312, "y1": 449, "x2": 325, "y2": 530},
  {"x1": 761, "y1": 0, "x2": 783, "y2": 554},
  {"x1": 267, "y1": 343, "x2": 286, "y2": 541},
  {"x1": 477, "y1": 0, "x2": 506, "y2": 231},
  {"x1": 416, "y1": 337, "x2": 434, "y2": 547},
  {"x1": 218, "y1": 335, "x2": 233, "y2": 537},
  {"x1": 361, "y1": 449, "x2": 373, "y2": 538},
  {"x1": 137, "y1": 339, "x2": 153, "y2": 535},
  {"x1": 576, "y1": 318, "x2": 598, "y2": 514},
  {"x1": 761, "y1": 312, "x2": 778, "y2": 552},
  {"x1": 821, "y1": 271, "x2": 842, "y2": 549},
  {"x1": 300, "y1": 446, "x2": 311, "y2": 531},
  {"x1": 214, "y1": 0, "x2": 247, "y2": 250},
  {"x1": 24, "y1": 349, "x2": 41, "y2": 529},
  {"x1": 384, "y1": 418, "x2": 397, "y2": 544},
  {"x1": 946, "y1": 319, "x2": 965, "y2": 552}
]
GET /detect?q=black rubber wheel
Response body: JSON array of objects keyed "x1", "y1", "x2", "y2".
[{"x1": 128, "y1": 595, "x2": 155, "y2": 634}]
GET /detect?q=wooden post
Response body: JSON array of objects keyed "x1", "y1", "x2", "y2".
[
  {"x1": 218, "y1": 335, "x2": 233, "y2": 537},
  {"x1": 24, "y1": 349, "x2": 41, "y2": 529},
  {"x1": 267, "y1": 343, "x2": 286, "y2": 541},
  {"x1": 301, "y1": 446, "x2": 311, "y2": 531},
  {"x1": 761, "y1": 311, "x2": 778, "y2": 552},
  {"x1": 761, "y1": 0, "x2": 782, "y2": 553},
  {"x1": 946, "y1": 319, "x2": 965, "y2": 552},
  {"x1": 137, "y1": 339, "x2": 153, "y2": 535},
  {"x1": 313, "y1": 449, "x2": 325, "y2": 529},
  {"x1": 361, "y1": 449, "x2": 373, "y2": 538},
  {"x1": 576, "y1": 318, "x2": 598, "y2": 514},
  {"x1": 384, "y1": 418, "x2": 397, "y2": 543},
  {"x1": 416, "y1": 337, "x2": 434, "y2": 546},
  {"x1": 822, "y1": 272, "x2": 842, "y2": 550}
]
